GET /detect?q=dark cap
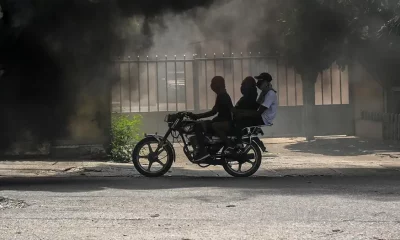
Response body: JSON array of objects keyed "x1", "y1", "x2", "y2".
[{"x1": 254, "y1": 72, "x2": 272, "y2": 82}]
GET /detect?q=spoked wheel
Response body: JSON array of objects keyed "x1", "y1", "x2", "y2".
[
  {"x1": 132, "y1": 138, "x2": 174, "y2": 177},
  {"x1": 222, "y1": 142, "x2": 262, "y2": 177}
]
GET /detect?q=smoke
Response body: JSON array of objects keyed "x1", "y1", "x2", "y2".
[
  {"x1": 3, "y1": 0, "x2": 398, "y2": 153},
  {"x1": 145, "y1": 0, "x2": 271, "y2": 57},
  {"x1": 0, "y1": 0, "x2": 214, "y2": 153}
]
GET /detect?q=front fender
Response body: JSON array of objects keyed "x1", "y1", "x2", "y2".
[{"x1": 134, "y1": 134, "x2": 176, "y2": 162}]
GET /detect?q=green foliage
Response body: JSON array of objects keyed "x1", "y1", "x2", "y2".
[{"x1": 110, "y1": 114, "x2": 142, "y2": 163}]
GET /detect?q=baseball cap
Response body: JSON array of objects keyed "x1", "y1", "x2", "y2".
[{"x1": 254, "y1": 72, "x2": 272, "y2": 82}]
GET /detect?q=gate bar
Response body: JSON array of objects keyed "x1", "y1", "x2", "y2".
[
  {"x1": 137, "y1": 56, "x2": 141, "y2": 112},
  {"x1": 119, "y1": 59, "x2": 122, "y2": 113},
  {"x1": 204, "y1": 54, "x2": 208, "y2": 109},
  {"x1": 339, "y1": 68, "x2": 343, "y2": 104},
  {"x1": 330, "y1": 66, "x2": 333, "y2": 104},
  {"x1": 165, "y1": 55, "x2": 168, "y2": 111},
  {"x1": 147, "y1": 56, "x2": 150, "y2": 112},
  {"x1": 222, "y1": 53, "x2": 226, "y2": 79},
  {"x1": 249, "y1": 52, "x2": 252, "y2": 75},
  {"x1": 240, "y1": 52, "x2": 244, "y2": 82},
  {"x1": 128, "y1": 56, "x2": 131, "y2": 112},
  {"x1": 294, "y1": 70, "x2": 297, "y2": 106},
  {"x1": 156, "y1": 55, "x2": 159, "y2": 112},
  {"x1": 285, "y1": 63, "x2": 288, "y2": 106},
  {"x1": 183, "y1": 55, "x2": 187, "y2": 110},
  {"x1": 321, "y1": 71, "x2": 324, "y2": 105},
  {"x1": 174, "y1": 55, "x2": 178, "y2": 111},
  {"x1": 232, "y1": 53, "x2": 235, "y2": 102}
]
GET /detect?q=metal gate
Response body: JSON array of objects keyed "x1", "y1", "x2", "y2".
[{"x1": 112, "y1": 53, "x2": 354, "y2": 137}]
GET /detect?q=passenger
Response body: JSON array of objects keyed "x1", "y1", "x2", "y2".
[
  {"x1": 235, "y1": 76, "x2": 259, "y2": 113},
  {"x1": 214, "y1": 76, "x2": 260, "y2": 153},
  {"x1": 234, "y1": 72, "x2": 277, "y2": 135},
  {"x1": 189, "y1": 76, "x2": 233, "y2": 162}
]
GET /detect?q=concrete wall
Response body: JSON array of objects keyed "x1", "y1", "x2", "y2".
[{"x1": 351, "y1": 62, "x2": 384, "y2": 139}]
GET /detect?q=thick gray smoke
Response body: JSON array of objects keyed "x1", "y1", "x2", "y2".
[
  {"x1": 146, "y1": 0, "x2": 269, "y2": 56},
  {"x1": 0, "y1": 0, "x2": 213, "y2": 153}
]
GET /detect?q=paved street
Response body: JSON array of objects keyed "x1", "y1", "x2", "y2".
[{"x1": 1, "y1": 137, "x2": 400, "y2": 239}]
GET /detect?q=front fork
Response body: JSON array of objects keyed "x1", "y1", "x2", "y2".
[{"x1": 145, "y1": 128, "x2": 173, "y2": 155}]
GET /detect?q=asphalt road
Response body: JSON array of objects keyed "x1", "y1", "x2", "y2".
[{"x1": 1, "y1": 175, "x2": 400, "y2": 240}]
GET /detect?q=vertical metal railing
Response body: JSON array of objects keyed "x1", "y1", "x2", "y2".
[
  {"x1": 361, "y1": 111, "x2": 400, "y2": 141},
  {"x1": 316, "y1": 65, "x2": 348, "y2": 105},
  {"x1": 232, "y1": 53, "x2": 235, "y2": 102},
  {"x1": 165, "y1": 55, "x2": 168, "y2": 112},
  {"x1": 137, "y1": 56, "x2": 141, "y2": 112},
  {"x1": 183, "y1": 55, "x2": 187, "y2": 111},
  {"x1": 155, "y1": 55, "x2": 159, "y2": 112},
  {"x1": 112, "y1": 53, "x2": 350, "y2": 113}
]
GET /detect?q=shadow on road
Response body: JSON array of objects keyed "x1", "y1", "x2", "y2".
[
  {"x1": 1, "y1": 166, "x2": 400, "y2": 202},
  {"x1": 285, "y1": 137, "x2": 400, "y2": 156}
]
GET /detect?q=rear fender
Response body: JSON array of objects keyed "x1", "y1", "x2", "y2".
[
  {"x1": 253, "y1": 137, "x2": 265, "y2": 147},
  {"x1": 242, "y1": 136, "x2": 266, "y2": 152},
  {"x1": 137, "y1": 134, "x2": 176, "y2": 162}
]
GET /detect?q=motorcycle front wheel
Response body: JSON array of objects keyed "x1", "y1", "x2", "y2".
[
  {"x1": 222, "y1": 142, "x2": 262, "y2": 177},
  {"x1": 132, "y1": 138, "x2": 174, "y2": 177}
]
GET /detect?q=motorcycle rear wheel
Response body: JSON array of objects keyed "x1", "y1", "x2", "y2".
[{"x1": 222, "y1": 142, "x2": 262, "y2": 177}]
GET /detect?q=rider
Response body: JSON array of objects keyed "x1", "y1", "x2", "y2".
[
  {"x1": 214, "y1": 76, "x2": 272, "y2": 154},
  {"x1": 212, "y1": 76, "x2": 259, "y2": 153},
  {"x1": 235, "y1": 76, "x2": 259, "y2": 119},
  {"x1": 234, "y1": 72, "x2": 277, "y2": 136},
  {"x1": 189, "y1": 76, "x2": 234, "y2": 162},
  {"x1": 232, "y1": 76, "x2": 266, "y2": 152},
  {"x1": 213, "y1": 76, "x2": 265, "y2": 152}
]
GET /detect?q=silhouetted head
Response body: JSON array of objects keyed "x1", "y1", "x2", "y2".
[
  {"x1": 210, "y1": 76, "x2": 226, "y2": 94},
  {"x1": 241, "y1": 76, "x2": 257, "y2": 96}
]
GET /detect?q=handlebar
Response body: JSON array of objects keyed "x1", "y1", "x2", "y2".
[{"x1": 164, "y1": 111, "x2": 195, "y2": 123}]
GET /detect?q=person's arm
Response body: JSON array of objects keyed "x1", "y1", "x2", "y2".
[
  {"x1": 234, "y1": 107, "x2": 265, "y2": 118},
  {"x1": 194, "y1": 107, "x2": 217, "y2": 119},
  {"x1": 234, "y1": 97, "x2": 245, "y2": 109},
  {"x1": 234, "y1": 91, "x2": 274, "y2": 118},
  {"x1": 192, "y1": 95, "x2": 220, "y2": 119}
]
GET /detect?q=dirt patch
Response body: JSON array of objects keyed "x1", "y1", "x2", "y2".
[{"x1": 0, "y1": 196, "x2": 29, "y2": 210}]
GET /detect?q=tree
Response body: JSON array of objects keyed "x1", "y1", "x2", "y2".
[
  {"x1": 337, "y1": 0, "x2": 400, "y2": 111},
  {"x1": 252, "y1": 0, "x2": 350, "y2": 139},
  {"x1": 250, "y1": 0, "x2": 400, "y2": 137}
]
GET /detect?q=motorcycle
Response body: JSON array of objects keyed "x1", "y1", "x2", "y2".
[{"x1": 131, "y1": 112, "x2": 267, "y2": 177}]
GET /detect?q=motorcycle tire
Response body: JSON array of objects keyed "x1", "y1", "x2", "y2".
[
  {"x1": 222, "y1": 142, "x2": 262, "y2": 177},
  {"x1": 132, "y1": 137, "x2": 174, "y2": 177}
]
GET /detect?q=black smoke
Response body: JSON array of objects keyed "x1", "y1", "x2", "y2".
[{"x1": 0, "y1": 0, "x2": 214, "y2": 152}]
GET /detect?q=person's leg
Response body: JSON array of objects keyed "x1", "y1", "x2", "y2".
[
  {"x1": 234, "y1": 119, "x2": 250, "y2": 144},
  {"x1": 193, "y1": 121, "x2": 210, "y2": 161},
  {"x1": 234, "y1": 116, "x2": 265, "y2": 146},
  {"x1": 246, "y1": 116, "x2": 267, "y2": 151},
  {"x1": 194, "y1": 122, "x2": 205, "y2": 151},
  {"x1": 212, "y1": 121, "x2": 233, "y2": 148}
]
